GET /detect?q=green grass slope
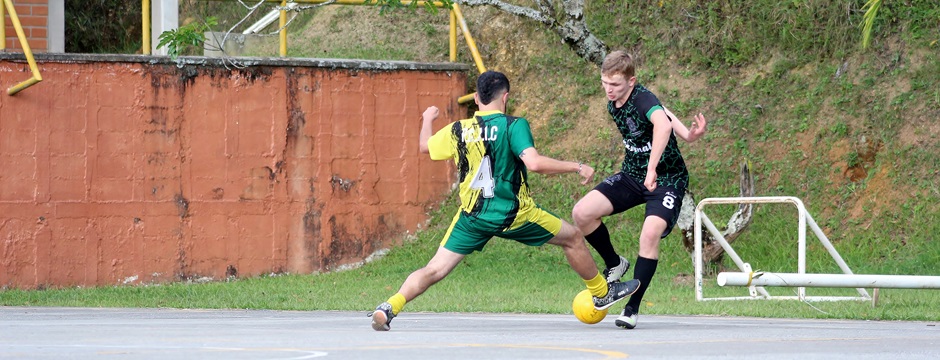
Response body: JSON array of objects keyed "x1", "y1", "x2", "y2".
[{"x1": 4, "y1": 1, "x2": 939, "y2": 321}]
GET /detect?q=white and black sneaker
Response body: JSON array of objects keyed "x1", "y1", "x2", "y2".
[
  {"x1": 602, "y1": 256, "x2": 631, "y2": 283},
  {"x1": 370, "y1": 302, "x2": 395, "y2": 331},
  {"x1": 593, "y1": 279, "x2": 640, "y2": 311},
  {"x1": 615, "y1": 305, "x2": 638, "y2": 329}
]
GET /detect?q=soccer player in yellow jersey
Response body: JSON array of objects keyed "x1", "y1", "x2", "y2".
[{"x1": 371, "y1": 71, "x2": 640, "y2": 331}]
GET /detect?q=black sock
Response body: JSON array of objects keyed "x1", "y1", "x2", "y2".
[
  {"x1": 626, "y1": 256, "x2": 658, "y2": 311},
  {"x1": 584, "y1": 222, "x2": 620, "y2": 268}
]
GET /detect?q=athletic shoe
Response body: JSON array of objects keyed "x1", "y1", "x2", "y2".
[
  {"x1": 593, "y1": 279, "x2": 640, "y2": 310},
  {"x1": 370, "y1": 302, "x2": 395, "y2": 331},
  {"x1": 615, "y1": 305, "x2": 638, "y2": 329},
  {"x1": 603, "y1": 256, "x2": 630, "y2": 283}
]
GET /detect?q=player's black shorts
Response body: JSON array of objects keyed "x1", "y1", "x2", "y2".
[{"x1": 593, "y1": 172, "x2": 685, "y2": 238}]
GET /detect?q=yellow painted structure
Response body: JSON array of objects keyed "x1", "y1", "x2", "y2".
[
  {"x1": 143, "y1": 0, "x2": 151, "y2": 54},
  {"x1": 279, "y1": 0, "x2": 288, "y2": 56},
  {"x1": 1, "y1": 0, "x2": 43, "y2": 95}
]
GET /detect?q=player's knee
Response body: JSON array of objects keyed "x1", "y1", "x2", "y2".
[
  {"x1": 555, "y1": 224, "x2": 578, "y2": 244},
  {"x1": 571, "y1": 203, "x2": 593, "y2": 227},
  {"x1": 558, "y1": 236, "x2": 589, "y2": 255},
  {"x1": 548, "y1": 225, "x2": 581, "y2": 250},
  {"x1": 420, "y1": 266, "x2": 448, "y2": 283},
  {"x1": 638, "y1": 234, "x2": 661, "y2": 255},
  {"x1": 639, "y1": 226, "x2": 661, "y2": 241}
]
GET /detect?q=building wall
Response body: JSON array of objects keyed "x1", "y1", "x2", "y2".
[
  {"x1": 2, "y1": 0, "x2": 49, "y2": 51},
  {"x1": 0, "y1": 54, "x2": 468, "y2": 288}
]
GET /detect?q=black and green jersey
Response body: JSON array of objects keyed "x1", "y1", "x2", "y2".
[
  {"x1": 608, "y1": 84, "x2": 689, "y2": 190},
  {"x1": 427, "y1": 110, "x2": 536, "y2": 228}
]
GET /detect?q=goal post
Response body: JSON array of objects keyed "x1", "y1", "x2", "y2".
[{"x1": 694, "y1": 196, "x2": 871, "y2": 302}]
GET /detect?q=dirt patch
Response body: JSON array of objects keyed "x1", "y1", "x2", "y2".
[
  {"x1": 826, "y1": 138, "x2": 854, "y2": 184},
  {"x1": 672, "y1": 273, "x2": 693, "y2": 286},
  {"x1": 846, "y1": 165, "x2": 906, "y2": 230},
  {"x1": 896, "y1": 48, "x2": 940, "y2": 148},
  {"x1": 898, "y1": 118, "x2": 940, "y2": 148}
]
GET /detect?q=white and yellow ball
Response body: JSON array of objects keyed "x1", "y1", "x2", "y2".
[{"x1": 572, "y1": 289, "x2": 608, "y2": 324}]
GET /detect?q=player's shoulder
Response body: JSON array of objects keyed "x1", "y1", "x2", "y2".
[
  {"x1": 487, "y1": 111, "x2": 526, "y2": 121},
  {"x1": 633, "y1": 84, "x2": 660, "y2": 100},
  {"x1": 438, "y1": 120, "x2": 459, "y2": 133},
  {"x1": 505, "y1": 114, "x2": 528, "y2": 124},
  {"x1": 485, "y1": 113, "x2": 529, "y2": 128},
  {"x1": 632, "y1": 84, "x2": 662, "y2": 111}
]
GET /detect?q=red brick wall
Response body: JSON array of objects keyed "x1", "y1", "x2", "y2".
[
  {"x1": 0, "y1": 55, "x2": 468, "y2": 288},
  {"x1": 2, "y1": 0, "x2": 48, "y2": 51}
]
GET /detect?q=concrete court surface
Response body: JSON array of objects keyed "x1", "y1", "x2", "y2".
[{"x1": 1, "y1": 307, "x2": 938, "y2": 359}]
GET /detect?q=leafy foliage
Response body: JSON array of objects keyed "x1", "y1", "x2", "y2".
[
  {"x1": 64, "y1": 0, "x2": 142, "y2": 53},
  {"x1": 861, "y1": 0, "x2": 883, "y2": 49},
  {"x1": 157, "y1": 17, "x2": 219, "y2": 59}
]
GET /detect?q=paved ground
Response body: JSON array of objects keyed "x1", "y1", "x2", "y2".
[{"x1": 1, "y1": 307, "x2": 938, "y2": 359}]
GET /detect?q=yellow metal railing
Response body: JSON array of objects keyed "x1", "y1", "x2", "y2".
[
  {"x1": 143, "y1": 0, "x2": 151, "y2": 54},
  {"x1": 1, "y1": 0, "x2": 44, "y2": 95},
  {"x1": 279, "y1": 0, "x2": 288, "y2": 57},
  {"x1": 142, "y1": 0, "x2": 485, "y2": 103},
  {"x1": 450, "y1": 3, "x2": 483, "y2": 104}
]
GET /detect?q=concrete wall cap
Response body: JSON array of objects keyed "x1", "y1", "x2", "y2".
[{"x1": 0, "y1": 53, "x2": 472, "y2": 72}]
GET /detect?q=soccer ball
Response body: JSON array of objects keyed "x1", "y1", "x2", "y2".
[{"x1": 572, "y1": 289, "x2": 608, "y2": 324}]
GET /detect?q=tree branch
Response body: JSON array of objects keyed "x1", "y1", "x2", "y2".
[
  {"x1": 457, "y1": 0, "x2": 607, "y2": 65},
  {"x1": 457, "y1": 0, "x2": 552, "y2": 25}
]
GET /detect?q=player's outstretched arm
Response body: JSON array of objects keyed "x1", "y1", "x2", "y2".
[
  {"x1": 664, "y1": 107, "x2": 707, "y2": 143},
  {"x1": 645, "y1": 110, "x2": 673, "y2": 191},
  {"x1": 518, "y1": 147, "x2": 595, "y2": 185},
  {"x1": 418, "y1": 106, "x2": 440, "y2": 154}
]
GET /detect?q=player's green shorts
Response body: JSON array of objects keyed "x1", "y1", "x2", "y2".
[{"x1": 439, "y1": 205, "x2": 562, "y2": 255}]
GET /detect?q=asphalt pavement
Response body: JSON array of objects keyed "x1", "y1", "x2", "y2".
[{"x1": 1, "y1": 307, "x2": 938, "y2": 359}]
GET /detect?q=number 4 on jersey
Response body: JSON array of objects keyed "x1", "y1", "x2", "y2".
[{"x1": 469, "y1": 156, "x2": 495, "y2": 198}]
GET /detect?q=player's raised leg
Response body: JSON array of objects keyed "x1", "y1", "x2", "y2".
[{"x1": 372, "y1": 247, "x2": 464, "y2": 331}]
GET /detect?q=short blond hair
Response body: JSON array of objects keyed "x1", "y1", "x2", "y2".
[{"x1": 601, "y1": 51, "x2": 636, "y2": 79}]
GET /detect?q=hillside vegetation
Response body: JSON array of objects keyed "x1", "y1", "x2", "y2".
[
  {"x1": 239, "y1": 1, "x2": 940, "y2": 317},
  {"x1": 5, "y1": 1, "x2": 937, "y2": 320},
  {"x1": 259, "y1": 1, "x2": 940, "y2": 275}
]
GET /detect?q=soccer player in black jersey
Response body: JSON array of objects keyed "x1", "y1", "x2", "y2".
[{"x1": 572, "y1": 51, "x2": 707, "y2": 329}]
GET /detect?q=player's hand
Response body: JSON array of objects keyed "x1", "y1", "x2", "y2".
[
  {"x1": 688, "y1": 113, "x2": 707, "y2": 142},
  {"x1": 423, "y1": 106, "x2": 440, "y2": 123},
  {"x1": 577, "y1": 163, "x2": 595, "y2": 185},
  {"x1": 644, "y1": 170, "x2": 658, "y2": 192}
]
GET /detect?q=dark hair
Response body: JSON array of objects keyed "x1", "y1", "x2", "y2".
[{"x1": 476, "y1": 70, "x2": 510, "y2": 105}]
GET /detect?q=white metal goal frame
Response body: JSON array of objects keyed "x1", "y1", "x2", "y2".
[{"x1": 693, "y1": 196, "x2": 871, "y2": 302}]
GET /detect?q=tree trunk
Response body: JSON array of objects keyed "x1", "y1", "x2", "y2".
[{"x1": 459, "y1": 0, "x2": 608, "y2": 66}]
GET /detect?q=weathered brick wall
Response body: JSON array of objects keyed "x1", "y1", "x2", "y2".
[
  {"x1": 0, "y1": 54, "x2": 468, "y2": 288},
  {"x1": 2, "y1": 0, "x2": 48, "y2": 51}
]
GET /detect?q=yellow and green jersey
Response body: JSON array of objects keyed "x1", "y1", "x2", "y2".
[{"x1": 427, "y1": 110, "x2": 536, "y2": 228}]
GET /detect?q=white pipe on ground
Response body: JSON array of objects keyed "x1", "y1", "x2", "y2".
[{"x1": 718, "y1": 272, "x2": 940, "y2": 289}]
